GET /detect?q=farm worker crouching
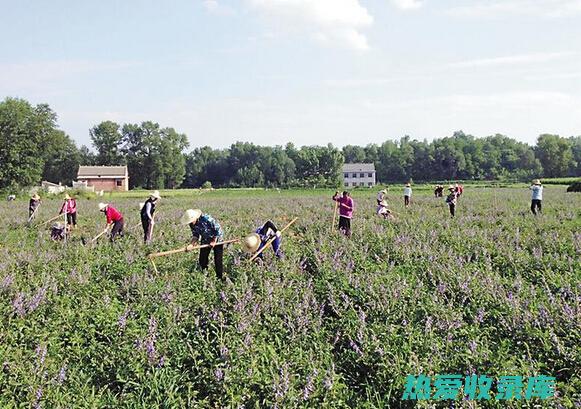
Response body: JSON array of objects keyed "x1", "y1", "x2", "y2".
[
  {"x1": 141, "y1": 190, "x2": 161, "y2": 244},
  {"x1": 333, "y1": 191, "x2": 354, "y2": 237},
  {"x1": 181, "y1": 209, "x2": 225, "y2": 280},
  {"x1": 60, "y1": 194, "x2": 77, "y2": 228},
  {"x1": 445, "y1": 185, "x2": 458, "y2": 217},
  {"x1": 99, "y1": 203, "x2": 124, "y2": 242},
  {"x1": 29, "y1": 194, "x2": 41, "y2": 219},
  {"x1": 243, "y1": 220, "x2": 283, "y2": 260},
  {"x1": 377, "y1": 189, "x2": 387, "y2": 205},
  {"x1": 403, "y1": 183, "x2": 412, "y2": 207},
  {"x1": 50, "y1": 222, "x2": 70, "y2": 241},
  {"x1": 377, "y1": 200, "x2": 395, "y2": 220},
  {"x1": 530, "y1": 179, "x2": 543, "y2": 215}
]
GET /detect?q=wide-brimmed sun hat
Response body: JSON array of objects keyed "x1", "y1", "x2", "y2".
[
  {"x1": 380, "y1": 189, "x2": 387, "y2": 194},
  {"x1": 448, "y1": 185, "x2": 455, "y2": 190},
  {"x1": 380, "y1": 200, "x2": 388, "y2": 207},
  {"x1": 405, "y1": 183, "x2": 411, "y2": 187},
  {"x1": 532, "y1": 179, "x2": 542, "y2": 185},
  {"x1": 98, "y1": 202, "x2": 108, "y2": 211},
  {"x1": 243, "y1": 233, "x2": 261, "y2": 253},
  {"x1": 31, "y1": 193, "x2": 40, "y2": 200},
  {"x1": 181, "y1": 209, "x2": 202, "y2": 225},
  {"x1": 64, "y1": 194, "x2": 71, "y2": 200},
  {"x1": 150, "y1": 190, "x2": 161, "y2": 200}
]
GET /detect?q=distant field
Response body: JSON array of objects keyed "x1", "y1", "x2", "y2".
[{"x1": 1, "y1": 187, "x2": 580, "y2": 407}]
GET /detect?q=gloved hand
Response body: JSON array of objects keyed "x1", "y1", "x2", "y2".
[{"x1": 275, "y1": 231, "x2": 282, "y2": 239}]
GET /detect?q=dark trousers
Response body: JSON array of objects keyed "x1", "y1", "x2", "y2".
[
  {"x1": 142, "y1": 217, "x2": 153, "y2": 243},
  {"x1": 531, "y1": 199, "x2": 542, "y2": 215},
  {"x1": 199, "y1": 244, "x2": 224, "y2": 279},
  {"x1": 66, "y1": 212, "x2": 77, "y2": 226},
  {"x1": 404, "y1": 196, "x2": 410, "y2": 206},
  {"x1": 449, "y1": 203, "x2": 455, "y2": 217},
  {"x1": 338, "y1": 216, "x2": 351, "y2": 237},
  {"x1": 110, "y1": 218, "x2": 124, "y2": 242}
]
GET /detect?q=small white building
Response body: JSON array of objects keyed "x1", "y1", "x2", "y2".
[{"x1": 342, "y1": 163, "x2": 376, "y2": 188}]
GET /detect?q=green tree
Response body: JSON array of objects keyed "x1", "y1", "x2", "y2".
[
  {"x1": 535, "y1": 134, "x2": 574, "y2": 178},
  {"x1": 41, "y1": 130, "x2": 81, "y2": 184},
  {"x1": 90, "y1": 121, "x2": 124, "y2": 165}
]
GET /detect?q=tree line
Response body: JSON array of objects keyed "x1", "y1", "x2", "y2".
[{"x1": 1, "y1": 97, "x2": 579, "y2": 190}]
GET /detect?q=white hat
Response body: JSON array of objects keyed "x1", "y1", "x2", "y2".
[
  {"x1": 181, "y1": 209, "x2": 202, "y2": 225},
  {"x1": 64, "y1": 194, "x2": 71, "y2": 200},
  {"x1": 98, "y1": 202, "x2": 108, "y2": 211},
  {"x1": 243, "y1": 233, "x2": 261, "y2": 253},
  {"x1": 150, "y1": 190, "x2": 161, "y2": 200}
]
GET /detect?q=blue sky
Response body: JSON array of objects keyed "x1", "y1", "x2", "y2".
[{"x1": 1, "y1": 0, "x2": 580, "y2": 149}]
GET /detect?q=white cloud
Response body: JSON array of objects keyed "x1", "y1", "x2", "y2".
[
  {"x1": 389, "y1": 0, "x2": 424, "y2": 10},
  {"x1": 448, "y1": 51, "x2": 575, "y2": 69},
  {"x1": 447, "y1": 0, "x2": 581, "y2": 18},
  {"x1": 203, "y1": 0, "x2": 236, "y2": 16},
  {"x1": 247, "y1": 0, "x2": 373, "y2": 50}
]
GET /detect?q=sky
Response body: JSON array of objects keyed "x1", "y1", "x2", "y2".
[{"x1": 1, "y1": 0, "x2": 580, "y2": 149}]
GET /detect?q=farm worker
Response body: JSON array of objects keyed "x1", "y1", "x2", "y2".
[
  {"x1": 434, "y1": 185, "x2": 443, "y2": 198},
  {"x1": 50, "y1": 222, "x2": 70, "y2": 241},
  {"x1": 403, "y1": 183, "x2": 412, "y2": 207},
  {"x1": 99, "y1": 203, "x2": 124, "y2": 242},
  {"x1": 60, "y1": 194, "x2": 77, "y2": 228},
  {"x1": 377, "y1": 189, "x2": 387, "y2": 205},
  {"x1": 29, "y1": 193, "x2": 41, "y2": 218},
  {"x1": 243, "y1": 220, "x2": 283, "y2": 259},
  {"x1": 141, "y1": 190, "x2": 161, "y2": 244},
  {"x1": 455, "y1": 183, "x2": 464, "y2": 197},
  {"x1": 333, "y1": 191, "x2": 354, "y2": 237},
  {"x1": 445, "y1": 185, "x2": 458, "y2": 217},
  {"x1": 377, "y1": 200, "x2": 395, "y2": 220},
  {"x1": 530, "y1": 179, "x2": 543, "y2": 215},
  {"x1": 181, "y1": 209, "x2": 224, "y2": 280}
]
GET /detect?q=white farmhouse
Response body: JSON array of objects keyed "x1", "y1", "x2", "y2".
[{"x1": 342, "y1": 163, "x2": 376, "y2": 188}]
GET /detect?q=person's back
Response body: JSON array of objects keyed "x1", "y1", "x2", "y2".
[{"x1": 531, "y1": 185, "x2": 543, "y2": 200}]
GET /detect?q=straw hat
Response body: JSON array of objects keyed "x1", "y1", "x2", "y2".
[
  {"x1": 532, "y1": 179, "x2": 542, "y2": 185},
  {"x1": 98, "y1": 202, "x2": 108, "y2": 211},
  {"x1": 448, "y1": 185, "x2": 455, "y2": 190},
  {"x1": 243, "y1": 233, "x2": 261, "y2": 253},
  {"x1": 31, "y1": 193, "x2": 40, "y2": 200},
  {"x1": 53, "y1": 222, "x2": 64, "y2": 229},
  {"x1": 380, "y1": 189, "x2": 387, "y2": 194},
  {"x1": 405, "y1": 183, "x2": 411, "y2": 187},
  {"x1": 380, "y1": 200, "x2": 388, "y2": 207},
  {"x1": 64, "y1": 194, "x2": 71, "y2": 200},
  {"x1": 181, "y1": 209, "x2": 202, "y2": 225},
  {"x1": 150, "y1": 190, "x2": 161, "y2": 200}
]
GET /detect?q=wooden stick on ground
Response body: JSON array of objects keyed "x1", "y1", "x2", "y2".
[
  {"x1": 331, "y1": 201, "x2": 338, "y2": 233},
  {"x1": 148, "y1": 239, "x2": 240, "y2": 259},
  {"x1": 37, "y1": 214, "x2": 62, "y2": 227},
  {"x1": 248, "y1": 217, "x2": 298, "y2": 262}
]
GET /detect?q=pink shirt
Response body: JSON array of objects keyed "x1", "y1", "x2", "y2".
[
  {"x1": 60, "y1": 199, "x2": 77, "y2": 214},
  {"x1": 334, "y1": 195, "x2": 354, "y2": 219}
]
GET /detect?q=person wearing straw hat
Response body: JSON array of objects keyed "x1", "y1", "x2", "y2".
[
  {"x1": 403, "y1": 183, "x2": 412, "y2": 207},
  {"x1": 376, "y1": 200, "x2": 395, "y2": 220},
  {"x1": 59, "y1": 194, "x2": 77, "y2": 228},
  {"x1": 29, "y1": 193, "x2": 41, "y2": 219},
  {"x1": 181, "y1": 209, "x2": 225, "y2": 280},
  {"x1": 141, "y1": 190, "x2": 161, "y2": 244},
  {"x1": 332, "y1": 191, "x2": 354, "y2": 237},
  {"x1": 99, "y1": 203, "x2": 124, "y2": 242},
  {"x1": 530, "y1": 179, "x2": 543, "y2": 215},
  {"x1": 377, "y1": 188, "x2": 388, "y2": 206},
  {"x1": 50, "y1": 222, "x2": 70, "y2": 241},
  {"x1": 243, "y1": 220, "x2": 283, "y2": 260},
  {"x1": 445, "y1": 185, "x2": 458, "y2": 217}
]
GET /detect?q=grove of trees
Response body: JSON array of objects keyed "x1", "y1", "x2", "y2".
[{"x1": 0, "y1": 97, "x2": 579, "y2": 191}]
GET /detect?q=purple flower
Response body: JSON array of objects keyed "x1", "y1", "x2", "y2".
[
  {"x1": 0, "y1": 274, "x2": 14, "y2": 292},
  {"x1": 118, "y1": 308, "x2": 130, "y2": 333},
  {"x1": 475, "y1": 308, "x2": 485, "y2": 324},
  {"x1": 35, "y1": 344, "x2": 47, "y2": 370},
  {"x1": 302, "y1": 369, "x2": 318, "y2": 400},
  {"x1": 214, "y1": 368, "x2": 224, "y2": 382},
  {"x1": 27, "y1": 287, "x2": 48, "y2": 313},
  {"x1": 33, "y1": 386, "x2": 42, "y2": 409},
  {"x1": 57, "y1": 365, "x2": 67, "y2": 385},
  {"x1": 12, "y1": 293, "x2": 26, "y2": 317}
]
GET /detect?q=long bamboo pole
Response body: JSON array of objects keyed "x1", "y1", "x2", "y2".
[
  {"x1": 27, "y1": 203, "x2": 40, "y2": 224},
  {"x1": 90, "y1": 228, "x2": 109, "y2": 243},
  {"x1": 148, "y1": 239, "x2": 240, "y2": 259},
  {"x1": 37, "y1": 214, "x2": 62, "y2": 227},
  {"x1": 248, "y1": 217, "x2": 298, "y2": 262}
]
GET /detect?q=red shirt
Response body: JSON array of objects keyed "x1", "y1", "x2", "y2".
[{"x1": 105, "y1": 206, "x2": 123, "y2": 224}]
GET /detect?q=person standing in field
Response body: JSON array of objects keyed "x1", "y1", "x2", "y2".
[
  {"x1": 181, "y1": 209, "x2": 225, "y2": 280},
  {"x1": 530, "y1": 179, "x2": 543, "y2": 215},
  {"x1": 60, "y1": 194, "x2": 77, "y2": 228},
  {"x1": 243, "y1": 220, "x2": 283, "y2": 260},
  {"x1": 29, "y1": 194, "x2": 41, "y2": 219},
  {"x1": 446, "y1": 185, "x2": 458, "y2": 217},
  {"x1": 455, "y1": 183, "x2": 464, "y2": 198},
  {"x1": 141, "y1": 190, "x2": 161, "y2": 244},
  {"x1": 99, "y1": 203, "x2": 124, "y2": 242},
  {"x1": 403, "y1": 183, "x2": 412, "y2": 207},
  {"x1": 333, "y1": 191, "x2": 354, "y2": 237}
]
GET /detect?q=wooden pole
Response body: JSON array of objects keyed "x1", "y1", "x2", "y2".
[
  {"x1": 331, "y1": 200, "x2": 338, "y2": 233},
  {"x1": 150, "y1": 258, "x2": 160, "y2": 275},
  {"x1": 249, "y1": 218, "x2": 298, "y2": 262},
  {"x1": 37, "y1": 214, "x2": 62, "y2": 227},
  {"x1": 148, "y1": 239, "x2": 240, "y2": 259},
  {"x1": 90, "y1": 228, "x2": 109, "y2": 243},
  {"x1": 27, "y1": 203, "x2": 40, "y2": 224}
]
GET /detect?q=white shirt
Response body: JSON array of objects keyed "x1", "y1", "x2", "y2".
[
  {"x1": 530, "y1": 185, "x2": 543, "y2": 200},
  {"x1": 403, "y1": 187, "x2": 412, "y2": 197}
]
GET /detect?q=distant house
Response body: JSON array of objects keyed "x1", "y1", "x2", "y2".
[
  {"x1": 342, "y1": 163, "x2": 376, "y2": 188},
  {"x1": 77, "y1": 166, "x2": 129, "y2": 192}
]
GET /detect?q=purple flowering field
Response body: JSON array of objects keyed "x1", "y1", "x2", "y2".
[{"x1": 0, "y1": 186, "x2": 579, "y2": 407}]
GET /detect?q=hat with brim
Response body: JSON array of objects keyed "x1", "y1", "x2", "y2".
[
  {"x1": 181, "y1": 209, "x2": 202, "y2": 225},
  {"x1": 405, "y1": 183, "x2": 411, "y2": 187},
  {"x1": 243, "y1": 233, "x2": 261, "y2": 253},
  {"x1": 150, "y1": 190, "x2": 161, "y2": 200},
  {"x1": 31, "y1": 194, "x2": 40, "y2": 200},
  {"x1": 448, "y1": 185, "x2": 455, "y2": 190},
  {"x1": 64, "y1": 194, "x2": 71, "y2": 200},
  {"x1": 532, "y1": 179, "x2": 541, "y2": 185},
  {"x1": 380, "y1": 200, "x2": 388, "y2": 207},
  {"x1": 380, "y1": 189, "x2": 387, "y2": 194},
  {"x1": 98, "y1": 202, "x2": 108, "y2": 211}
]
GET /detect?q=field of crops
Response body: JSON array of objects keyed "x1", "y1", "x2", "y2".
[{"x1": 1, "y1": 186, "x2": 580, "y2": 408}]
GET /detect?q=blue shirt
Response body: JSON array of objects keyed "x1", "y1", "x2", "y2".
[
  {"x1": 190, "y1": 214, "x2": 224, "y2": 244},
  {"x1": 531, "y1": 185, "x2": 543, "y2": 200}
]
